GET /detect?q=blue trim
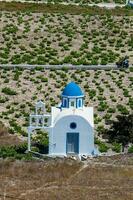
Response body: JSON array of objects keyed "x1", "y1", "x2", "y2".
[
  {"x1": 62, "y1": 95, "x2": 84, "y2": 98},
  {"x1": 76, "y1": 98, "x2": 83, "y2": 108},
  {"x1": 76, "y1": 98, "x2": 78, "y2": 108},
  {"x1": 61, "y1": 97, "x2": 84, "y2": 108},
  {"x1": 62, "y1": 97, "x2": 69, "y2": 108},
  {"x1": 64, "y1": 99, "x2": 67, "y2": 107},
  {"x1": 79, "y1": 99, "x2": 81, "y2": 107}
]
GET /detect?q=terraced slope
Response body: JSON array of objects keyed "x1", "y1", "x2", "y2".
[
  {"x1": 0, "y1": 12, "x2": 133, "y2": 65},
  {"x1": 0, "y1": 68, "x2": 132, "y2": 135}
]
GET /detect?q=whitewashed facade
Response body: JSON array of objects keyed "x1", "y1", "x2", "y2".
[{"x1": 28, "y1": 82, "x2": 98, "y2": 157}]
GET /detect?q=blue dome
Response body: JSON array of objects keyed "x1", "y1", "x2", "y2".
[{"x1": 62, "y1": 82, "x2": 84, "y2": 97}]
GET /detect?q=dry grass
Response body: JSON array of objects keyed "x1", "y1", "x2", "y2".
[
  {"x1": 0, "y1": 134, "x2": 22, "y2": 146},
  {"x1": 0, "y1": 121, "x2": 8, "y2": 136},
  {"x1": 0, "y1": 121, "x2": 22, "y2": 146},
  {"x1": 0, "y1": 2, "x2": 133, "y2": 15},
  {"x1": 0, "y1": 156, "x2": 133, "y2": 200}
]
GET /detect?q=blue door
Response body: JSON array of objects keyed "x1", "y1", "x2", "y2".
[{"x1": 66, "y1": 133, "x2": 79, "y2": 154}]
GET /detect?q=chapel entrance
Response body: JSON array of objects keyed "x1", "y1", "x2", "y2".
[{"x1": 66, "y1": 132, "x2": 79, "y2": 154}]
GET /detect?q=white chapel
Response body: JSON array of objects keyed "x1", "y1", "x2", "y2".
[{"x1": 28, "y1": 82, "x2": 98, "y2": 157}]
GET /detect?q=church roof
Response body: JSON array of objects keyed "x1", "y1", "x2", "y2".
[{"x1": 62, "y1": 82, "x2": 84, "y2": 97}]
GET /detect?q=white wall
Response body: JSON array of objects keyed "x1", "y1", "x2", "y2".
[{"x1": 49, "y1": 113, "x2": 94, "y2": 156}]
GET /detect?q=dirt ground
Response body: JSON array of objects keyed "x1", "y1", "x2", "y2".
[{"x1": 0, "y1": 155, "x2": 133, "y2": 200}]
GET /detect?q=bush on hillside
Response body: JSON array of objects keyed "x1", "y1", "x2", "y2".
[
  {"x1": 112, "y1": 143, "x2": 121, "y2": 153},
  {"x1": 95, "y1": 138, "x2": 109, "y2": 153},
  {"x1": 0, "y1": 143, "x2": 33, "y2": 160},
  {"x1": 105, "y1": 114, "x2": 133, "y2": 151},
  {"x1": 2, "y1": 87, "x2": 17, "y2": 95},
  {"x1": 128, "y1": 145, "x2": 133, "y2": 153}
]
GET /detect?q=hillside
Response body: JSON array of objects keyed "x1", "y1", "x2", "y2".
[
  {"x1": 0, "y1": 156, "x2": 133, "y2": 200},
  {"x1": 0, "y1": 10, "x2": 133, "y2": 65},
  {"x1": 0, "y1": 0, "x2": 126, "y2": 4},
  {"x1": 0, "y1": 68, "x2": 132, "y2": 136},
  {"x1": 0, "y1": 2, "x2": 133, "y2": 200}
]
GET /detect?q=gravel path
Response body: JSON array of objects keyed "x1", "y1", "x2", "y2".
[
  {"x1": 0, "y1": 64, "x2": 132, "y2": 70},
  {"x1": 0, "y1": 64, "x2": 123, "y2": 70}
]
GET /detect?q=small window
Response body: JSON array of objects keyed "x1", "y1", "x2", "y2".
[
  {"x1": 78, "y1": 99, "x2": 82, "y2": 107},
  {"x1": 71, "y1": 101, "x2": 74, "y2": 107},
  {"x1": 70, "y1": 122, "x2": 77, "y2": 129},
  {"x1": 64, "y1": 99, "x2": 67, "y2": 107}
]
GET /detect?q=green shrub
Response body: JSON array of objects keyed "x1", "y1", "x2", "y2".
[
  {"x1": 128, "y1": 145, "x2": 133, "y2": 153},
  {"x1": 117, "y1": 104, "x2": 129, "y2": 115},
  {"x1": 129, "y1": 67, "x2": 133, "y2": 72},
  {"x1": 31, "y1": 146, "x2": 39, "y2": 152},
  {"x1": 98, "y1": 101, "x2": 108, "y2": 112},
  {"x1": 0, "y1": 146, "x2": 17, "y2": 158},
  {"x1": 89, "y1": 89, "x2": 96, "y2": 99},
  {"x1": 112, "y1": 143, "x2": 121, "y2": 153},
  {"x1": 14, "y1": 143, "x2": 27, "y2": 154},
  {"x1": 128, "y1": 98, "x2": 133, "y2": 109},
  {"x1": 95, "y1": 139, "x2": 109, "y2": 153},
  {"x1": 8, "y1": 128, "x2": 15, "y2": 134},
  {"x1": 97, "y1": 125, "x2": 105, "y2": 135},
  {"x1": 0, "y1": 96, "x2": 8, "y2": 103},
  {"x1": 98, "y1": 142, "x2": 109, "y2": 153},
  {"x1": 107, "y1": 107, "x2": 116, "y2": 113},
  {"x1": 2, "y1": 87, "x2": 17, "y2": 95},
  {"x1": 22, "y1": 152, "x2": 33, "y2": 160},
  {"x1": 4, "y1": 24, "x2": 18, "y2": 34},
  {"x1": 9, "y1": 120, "x2": 27, "y2": 136},
  {"x1": 13, "y1": 70, "x2": 22, "y2": 81},
  {"x1": 33, "y1": 131, "x2": 49, "y2": 147},
  {"x1": 0, "y1": 144, "x2": 33, "y2": 160}
]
